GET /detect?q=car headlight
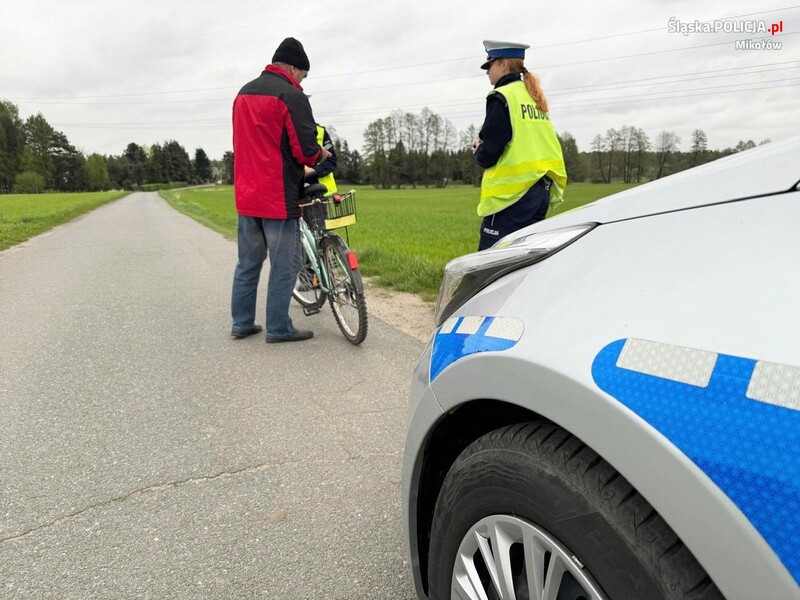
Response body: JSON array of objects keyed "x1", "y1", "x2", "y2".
[{"x1": 434, "y1": 223, "x2": 597, "y2": 326}]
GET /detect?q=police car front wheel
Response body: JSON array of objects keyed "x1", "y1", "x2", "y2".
[{"x1": 427, "y1": 421, "x2": 724, "y2": 600}]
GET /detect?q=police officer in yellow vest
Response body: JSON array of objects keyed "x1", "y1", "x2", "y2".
[
  {"x1": 304, "y1": 123, "x2": 337, "y2": 194},
  {"x1": 473, "y1": 40, "x2": 567, "y2": 250}
]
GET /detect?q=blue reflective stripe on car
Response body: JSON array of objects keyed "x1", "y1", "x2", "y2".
[
  {"x1": 592, "y1": 339, "x2": 800, "y2": 585},
  {"x1": 431, "y1": 316, "x2": 523, "y2": 381}
]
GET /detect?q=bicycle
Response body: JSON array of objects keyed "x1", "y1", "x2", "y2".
[{"x1": 293, "y1": 183, "x2": 368, "y2": 345}]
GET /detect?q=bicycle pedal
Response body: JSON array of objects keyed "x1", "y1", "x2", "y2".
[{"x1": 302, "y1": 306, "x2": 321, "y2": 316}]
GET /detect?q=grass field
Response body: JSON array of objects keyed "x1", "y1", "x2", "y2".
[
  {"x1": 0, "y1": 191, "x2": 129, "y2": 252},
  {"x1": 161, "y1": 182, "x2": 639, "y2": 300}
]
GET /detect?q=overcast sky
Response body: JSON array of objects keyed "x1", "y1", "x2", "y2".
[{"x1": 1, "y1": 0, "x2": 797, "y2": 160}]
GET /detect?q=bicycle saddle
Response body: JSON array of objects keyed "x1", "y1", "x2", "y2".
[{"x1": 303, "y1": 183, "x2": 328, "y2": 198}]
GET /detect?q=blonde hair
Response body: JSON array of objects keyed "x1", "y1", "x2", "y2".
[{"x1": 502, "y1": 58, "x2": 549, "y2": 114}]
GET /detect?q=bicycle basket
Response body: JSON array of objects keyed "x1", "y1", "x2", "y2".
[{"x1": 324, "y1": 190, "x2": 356, "y2": 230}]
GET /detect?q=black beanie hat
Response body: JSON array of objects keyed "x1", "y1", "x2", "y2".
[{"x1": 272, "y1": 37, "x2": 310, "y2": 71}]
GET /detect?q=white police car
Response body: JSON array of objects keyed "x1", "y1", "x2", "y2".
[{"x1": 403, "y1": 137, "x2": 800, "y2": 600}]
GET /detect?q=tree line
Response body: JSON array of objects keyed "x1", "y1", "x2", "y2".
[
  {"x1": 579, "y1": 127, "x2": 770, "y2": 184},
  {"x1": 358, "y1": 108, "x2": 476, "y2": 189},
  {"x1": 331, "y1": 109, "x2": 769, "y2": 188},
  {"x1": 1, "y1": 97, "x2": 771, "y2": 195},
  {"x1": 0, "y1": 100, "x2": 218, "y2": 194}
]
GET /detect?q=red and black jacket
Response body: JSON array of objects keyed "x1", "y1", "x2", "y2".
[{"x1": 232, "y1": 65, "x2": 321, "y2": 219}]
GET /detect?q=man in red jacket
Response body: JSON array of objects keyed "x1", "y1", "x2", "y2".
[{"x1": 231, "y1": 37, "x2": 330, "y2": 343}]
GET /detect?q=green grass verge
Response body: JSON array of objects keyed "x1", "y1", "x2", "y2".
[
  {"x1": 140, "y1": 182, "x2": 188, "y2": 192},
  {"x1": 0, "y1": 191, "x2": 129, "y2": 252},
  {"x1": 160, "y1": 187, "x2": 239, "y2": 240},
  {"x1": 160, "y1": 182, "x2": 640, "y2": 301}
]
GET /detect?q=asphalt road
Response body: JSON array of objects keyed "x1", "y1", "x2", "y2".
[{"x1": 0, "y1": 192, "x2": 424, "y2": 599}]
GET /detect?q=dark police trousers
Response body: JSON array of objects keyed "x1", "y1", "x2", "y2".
[{"x1": 478, "y1": 177, "x2": 551, "y2": 251}]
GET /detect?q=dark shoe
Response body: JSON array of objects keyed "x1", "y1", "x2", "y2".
[
  {"x1": 266, "y1": 329, "x2": 314, "y2": 343},
  {"x1": 231, "y1": 324, "x2": 263, "y2": 339}
]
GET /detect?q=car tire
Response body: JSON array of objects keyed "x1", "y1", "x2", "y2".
[{"x1": 428, "y1": 421, "x2": 723, "y2": 600}]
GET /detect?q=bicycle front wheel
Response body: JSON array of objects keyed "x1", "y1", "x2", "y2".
[{"x1": 322, "y1": 235, "x2": 368, "y2": 345}]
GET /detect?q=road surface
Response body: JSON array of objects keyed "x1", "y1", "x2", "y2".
[{"x1": 0, "y1": 192, "x2": 425, "y2": 599}]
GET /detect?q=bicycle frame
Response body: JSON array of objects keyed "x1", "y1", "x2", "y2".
[{"x1": 298, "y1": 216, "x2": 333, "y2": 293}]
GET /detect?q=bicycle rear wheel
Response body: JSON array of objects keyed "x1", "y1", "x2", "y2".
[
  {"x1": 322, "y1": 235, "x2": 368, "y2": 345},
  {"x1": 293, "y1": 235, "x2": 326, "y2": 310}
]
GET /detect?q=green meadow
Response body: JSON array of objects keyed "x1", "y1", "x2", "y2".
[
  {"x1": 161, "y1": 183, "x2": 638, "y2": 300},
  {"x1": 0, "y1": 191, "x2": 129, "y2": 252}
]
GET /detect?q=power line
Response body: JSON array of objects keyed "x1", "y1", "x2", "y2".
[
  {"x1": 48, "y1": 76, "x2": 797, "y2": 132},
  {"x1": 547, "y1": 67, "x2": 797, "y2": 99},
  {"x1": 58, "y1": 68, "x2": 800, "y2": 121},
  {"x1": 554, "y1": 81, "x2": 800, "y2": 110},
  {"x1": 556, "y1": 76, "x2": 800, "y2": 105},
  {"x1": 312, "y1": 15, "x2": 798, "y2": 78},
  {"x1": 316, "y1": 82, "x2": 800, "y2": 126},
  {"x1": 6, "y1": 8, "x2": 797, "y2": 101},
  {"x1": 535, "y1": 31, "x2": 797, "y2": 71},
  {"x1": 9, "y1": 7, "x2": 792, "y2": 82},
  {"x1": 312, "y1": 59, "x2": 800, "y2": 96},
  {"x1": 13, "y1": 7, "x2": 799, "y2": 145},
  {"x1": 546, "y1": 60, "x2": 800, "y2": 93},
  {"x1": 312, "y1": 73, "x2": 798, "y2": 119},
  {"x1": 10, "y1": 58, "x2": 798, "y2": 107},
  {"x1": 265, "y1": 30, "x2": 800, "y2": 82},
  {"x1": 310, "y1": 72, "x2": 800, "y2": 117},
  {"x1": 548, "y1": 67, "x2": 800, "y2": 98}
]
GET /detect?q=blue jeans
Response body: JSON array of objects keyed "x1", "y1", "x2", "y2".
[{"x1": 231, "y1": 216, "x2": 301, "y2": 339}]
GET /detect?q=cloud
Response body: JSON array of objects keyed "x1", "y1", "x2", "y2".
[{"x1": 1, "y1": 0, "x2": 797, "y2": 159}]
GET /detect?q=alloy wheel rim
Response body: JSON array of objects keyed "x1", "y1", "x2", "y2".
[{"x1": 451, "y1": 515, "x2": 607, "y2": 600}]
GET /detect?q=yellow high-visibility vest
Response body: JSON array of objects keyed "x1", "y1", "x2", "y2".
[
  {"x1": 478, "y1": 80, "x2": 567, "y2": 217},
  {"x1": 315, "y1": 125, "x2": 338, "y2": 194}
]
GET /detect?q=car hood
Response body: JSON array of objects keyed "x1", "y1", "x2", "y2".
[{"x1": 537, "y1": 135, "x2": 800, "y2": 231}]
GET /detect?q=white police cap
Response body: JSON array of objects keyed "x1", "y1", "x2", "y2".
[{"x1": 481, "y1": 40, "x2": 530, "y2": 69}]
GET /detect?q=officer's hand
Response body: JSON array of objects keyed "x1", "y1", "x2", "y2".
[
  {"x1": 304, "y1": 166, "x2": 316, "y2": 178},
  {"x1": 472, "y1": 139, "x2": 481, "y2": 153},
  {"x1": 318, "y1": 146, "x2": 332, "y2": 162}
]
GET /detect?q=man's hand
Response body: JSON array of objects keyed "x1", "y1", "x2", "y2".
[
  {"x1": 318, "y1": 146, "x2": 332, "y2": 162},
  {"x1": 304, "y1": 166, "x2": 316, "y2": 178},
  {"x1": 472, "y1": 139, "x2": 482, "y2": 154}
]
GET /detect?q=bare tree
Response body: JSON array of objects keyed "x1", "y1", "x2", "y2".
[
  {"x1": 363, "y1": 118, "x2": 392, "y2": 188},
  {"x1": 590, "y1": 135, "x2": 607, "y2": 183},
  {"x1": 604, "y1": 128, "x2": 622, "y2": 183},
  {"x1": 690, "y1": 129, "x2": 708, "y2": 166},
  {"x1": 442, "y1": 120, "x2": 457, "y2": 152},
  {"x1": 634, "y1": 128, "x2": 650, "y2": 182},
  {"x1": 655, "y1": 131, "x2": 681, "y2": 179},
  {"x1": 400, "y1": 112, "x2": 419, "y2": 186},
  {"x1": 619, "y1": 126, "x2": 637, "y2": 183},
  {"x1": 459, "y1": 124, "x2": 481, "y2": 186}
]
